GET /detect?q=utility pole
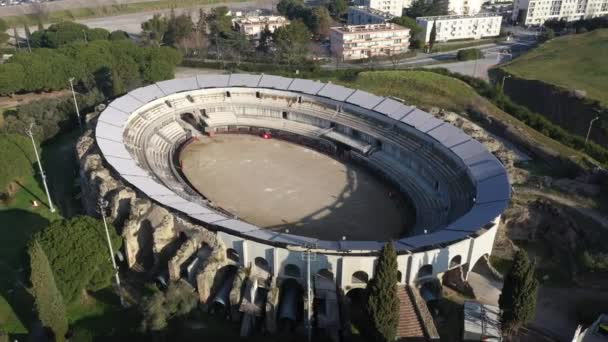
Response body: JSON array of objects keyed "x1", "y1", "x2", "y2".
[
  {"x1": 99, "y1": 198, "x2": 126, "y2": 307},
  {"x1": 501, "y1": 74, "x2": 512, "y2": 90},
  {"x1": 69, "y1": 78, "x2": 83, "y2": 131},
  {"x1": 26, "y1": 123, "x2": 55, "y2": 213},
  {"x1": 585, "y1": 116, "x2": 600, "y2": 144}
]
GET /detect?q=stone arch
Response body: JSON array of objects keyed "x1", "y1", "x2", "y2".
[
  {"x1": 466, "y1": 253, "x2": 491, "y2": 280},
  {"x1": 449, "y1": 255, "x2": 462, "y2": 269},
  {"x1": 351, "y1": 271, "x2": 369, "y2": 284},
  {"x1": 226, "y1": 248, "x2": 240, "y2": 263},
  {"x1": 417, "y1": 264, "x2": 433, "y2": 279},
  {"x1": 255, "y1": 256, "x2": 271, "y2": 273},
  {"x1": 284, "y1": 264, "x2": 301, "y2": 278},
  {"x1": 317, "y1": 268, "x2": 334, "y2": 281}
]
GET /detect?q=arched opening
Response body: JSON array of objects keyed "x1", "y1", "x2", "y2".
[
  {"x1": 284, "y1": 264, "x2": 301, "y2": 278},
  {"x1": 450, "y1": 255, "x2": 462, "y2": 269},
  {"x1": 277, "y1": 278, "x2": 304, "y2": 332},
  {"x1": 209, "y1": 264, "x2": 239, "y2": 318},
  {"x1": 180, "y1": 112, "x2": 198, "y2": 126},
  {"x1": 351, "y1": 271, "x2": 369, "y2": 284},
  {"x1": 397, "y1": 271, "x2": 402, "y2": 283},
  {"x1": 226, "y1": 248, "x2": 240, "y2": 263},
  {"x1": 346, "y1": 288, "x2": 369, "y2": 337},
  {"x1": 317, "y1": 268, "x2": 334, "y2": 281},
  {"x1": 417, "y1": 264, "x2": 433, "y2": 279},
  {"x1": 255, "y1": 257, "x2": 270, "y2": 274}
]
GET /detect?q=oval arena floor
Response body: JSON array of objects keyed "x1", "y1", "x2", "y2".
[{"x1": 180, "y1": 134, "x2": 413, "y2": 240}]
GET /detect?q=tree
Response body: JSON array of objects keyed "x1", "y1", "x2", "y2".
[
  {"x1": 311, "y1": 6, "x2": 332, "y2": 39},
  {"x1": 390, "y1": 16, "x2": 423, "y2": 48},
  {"x1": 429, "y1": 21, "x2": 437, "y2": 51},
  {"x1": 109, "y1": 30, "x2": 130, "y2": 40},
  {"x1": 328, "y1": 0, "x2": 348, "y2": 18},
  {"x1": 406, "y1": 0, "x2": 447, "y2": 17},
  {"x1": 257, "y1": 27, "x2": 273, "y2": 54},
  {"x1": 273, "y1": 20, "x2": 311, "y2": 68},
  {"x1": 457, "y1": 48, "x2": 483, "y2": 61},
  {"x1": 499, "y1": 250, "x2": 538, "y2": 336},
  {"x1": 0, "y1": 19, "x2": 9, "y2": 46},
  {"x1": 142, "y1": 14, "x2": 169, "y2": 45},
  {"x1": 367, "y1": 242, "x2": 400, "y2": 342},
  {"x1": 140, "y1": 281, "x2": 198, "y2": 333},
  {"x1": 164, "y1": 13, "x2": 194, "y2": 47},
  {"x1": 28, "y1": 239, "x2": 68, "y2": 342},
  {"x1": 0, "y1": 63, "x2": 25, "y2": 96},
  {"x1": 34, "y1": 216, "x2": 123, "y2": 302},
  {"x1": 208, "y1": 6, "x2": 233, "y2": 37},
  {"x1": 538, "y1": 28, "x2": 555, "y2": 42}
]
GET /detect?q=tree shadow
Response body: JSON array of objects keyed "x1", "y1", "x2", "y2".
[
  {"x1": 15, "y1": 180, "x2": 47, "y2": 208},
  {"x1": 0, "y1": 209, "x2": 50, "y2": 336}
]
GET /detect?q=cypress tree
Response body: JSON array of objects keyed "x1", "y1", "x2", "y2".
[
  {"x1": 499, "y1": 250, "x2": 539, "y2": 336},
  {"x1": 367, "y1": 242, "x2": 400, "y2": 342},
  {"x1": 429, "y1": 21, "x2": 437, "y2": 51},
  {"x1": 28, "y1": 239, "x2": 68, "y2": 342}
]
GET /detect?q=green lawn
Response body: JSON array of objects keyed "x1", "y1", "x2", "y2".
[
  {"x1": 4, "y1": 0, "x2": 247, "y2": 27},
  {"x1": 501, "y1": 29, "x2": 608, "y2": 106},
  {"x1": 318, "y1": 70, "x2": 590, "y2": 165}
]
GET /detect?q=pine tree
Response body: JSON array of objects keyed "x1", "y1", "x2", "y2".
[
  {"x1": 429, "y1": 21, "x2": 437, "y2": 51},
  {"x1": 367, "y1": 242, "x2": 400, "y2": 342},
  {"x1": 28, "y1": 239, "x2": 68, "y2": 342},
  {"x1": 499, "y1": 250, "x2": 539, "y2": 336}
]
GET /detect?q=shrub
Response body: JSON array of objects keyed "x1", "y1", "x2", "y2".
[
  {"x1": 366, "y1": 243, "x2": 400, "y2": 342},
  {"x1": 499, "y1": 250, "x2": 538, "y2": 336},
  {"x1": 456, "y1": 48, "x2": 484, "y2": 61},
  {"x1": 0, "y1": 133, "x2": 36, "y2": 198}
]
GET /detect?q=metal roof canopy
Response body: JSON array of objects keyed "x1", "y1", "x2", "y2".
[
  {"x1": 229, "y1": 73, "x2": 262, "y2": 87},
  {"x1": 346, "y1": 89, "x2": 384, "y2": 109},
  {"x1": 257, "y1": 74, "x2": 293, "y2": 90},
  {"x1": 128, "y1": 83, "x2": 166, "y2": 102},
  {"x1": 317, "y1": 83, "x2": 356, "y2": 102},
  {"x1": 288, "y1": 78, "x2": 325, "y2": 95},
  {"x1": 398, "y1": 229, "x2": 470, "y2": 248},
  {"x1": 156, "y1": 77, "x2": 199, "y2": 94},
  {"x1": 374, "y1": 98, "x2": 414, "y2": 120},
  {"x1": 196, "y1": 74, "x2": 230, "y2": 88},
  {"x1": 109, "y1": 94, "x2": 144, "y2": 113}
]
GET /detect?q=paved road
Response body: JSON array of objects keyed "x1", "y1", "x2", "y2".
[{"x1": 0, "y1": 0, "x2": 151, "y2": 17}]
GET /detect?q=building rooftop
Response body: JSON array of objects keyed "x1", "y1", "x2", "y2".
[
  {"x1": 349, "y1": 5, "x2": 397, "y2": 19},
  {"x1": 233, "y1": 15, "x2": 288, "y2": 25},
  {"x1": 417, "y1": 13, "x2": 503, "y2": 20},
  {"x1": 331, "y1": 23, "x2": 408, "y2": 33}
]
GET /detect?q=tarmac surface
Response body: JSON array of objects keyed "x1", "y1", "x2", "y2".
[{"x1": 180, "y1": 134, "x2": 412, "y2": 240}]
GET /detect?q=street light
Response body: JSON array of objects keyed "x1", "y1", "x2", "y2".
[
  {"x1": 68, "y1": 78, "x2": 82, "y2": 131},
  {"x1": 585, "y1": 116, "x2": 600, "y2": 144},
  {"x1": 26, "y1": 123, "x2": 55, "y2": 213},
  {"x1": 501, "y1": 74, "x2": 512, "y2": 90},
  {"x1": 98, "y1": 198, "x2": 126, "y2": 307}
]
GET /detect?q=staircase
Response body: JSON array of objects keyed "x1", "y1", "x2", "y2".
[{"x1": 396, "y1": 285, "x2": 425, "y2": 340}]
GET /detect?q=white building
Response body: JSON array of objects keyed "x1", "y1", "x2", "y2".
[
  {"x1": 448, "y1": 0, "x2": 485, "y2": 15},
  {"x1": 416, "y1": 14, "x2": 502, "y2": 43},
  {"x1": 355, "y1": 0, "x2": 408, "y2": 17},
  {"x1": 512, "y1": 0, "x2": 608, "y2": 25},
  {"x1": 330, "y1": 23, "x2": 410, "y2": 60},
  {"x1": 232, "y1": 16, "x2": 289, "y2": 40},
  {"x1": 348, "y1": 6, "x2": 396, "y2": 25}
]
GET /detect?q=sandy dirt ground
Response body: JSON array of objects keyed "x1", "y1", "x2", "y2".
[{"x1": 180, "y1": 134, "x2": 411, "y2": 240}]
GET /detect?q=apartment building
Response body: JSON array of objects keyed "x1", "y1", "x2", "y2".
[
  {"x1": 348, "y1": 6, "x2": 396, "y2": 25},
  {"x1": 416, "y1": 14, "x2": 502, "y2": 43},
  {"x1": 512, "y1": 0, "x2": 608, "y2": 25},
  {"x1": 355, "y1": 0, "x2": 408, "y2": 17},
  {"x1": 330, "y1": 23, "x2": 410, "y2": 60},
  {"x1": 232, "y1": 16, "x2": 289, "y2": 40},
  {"x1": 448, "y1": 0, "x2": 485, "y2": 15}
]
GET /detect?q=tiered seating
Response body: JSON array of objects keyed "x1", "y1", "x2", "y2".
[{"x1": 203, "y1": 111, "x2": 238, "y2": 127}]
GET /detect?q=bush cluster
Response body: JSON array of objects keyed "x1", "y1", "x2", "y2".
[
  {"x1": 545, "y1": 16, "x2": 608, "y2": 34},
  {"x1": 456, "y1": 48, "x2": 484, "y2": 61},
  {"x1": 0, "y1": 133, "x2": 36, "y2": 197}
]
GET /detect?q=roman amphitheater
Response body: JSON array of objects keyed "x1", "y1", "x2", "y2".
[{"x1": 78, "y1": 73, "x2": 510, "y2": 338}]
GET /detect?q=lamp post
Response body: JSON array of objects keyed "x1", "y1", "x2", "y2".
[
  {"x1": 585, "y1": 116, "x2": 600, "y2": 144},
  {"x1": 26, "y1": 123, "x2": 55, "y2": 213},
  {"x1": 501, "y1": 74, "x2": 512, "y2": 90},
  {"x1": 301, "y1": 244, "x2": 317, "y2": 342},
  {"x1": 68, "y1": 78, "x2": 82, "y2": 131},
  {"x1": 98, "y1": 198, "x2": 126, "y2": 307}
]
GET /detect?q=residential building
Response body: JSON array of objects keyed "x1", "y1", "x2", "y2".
[
  {"x1": 330, "y1": 23, "x2": 410, "y2": 60},
  {"x1": 448, "y1": 0, "x2": 485, "y2": 15},
  {"x1": 416, "y1": 14, "x2": 502, "y2": 43},
  {"x1": 355, "y1": 0, "x2": 408, "y2": 17},
  {"x1": 512, "y1": 0, "x2": 608, "y2": 25},
  {"x1": 232, "y1": 16, "x2": 289, "y2": 40},
  {"x1": 348, "y1": 6, "x2": 396, "y2": 25}
]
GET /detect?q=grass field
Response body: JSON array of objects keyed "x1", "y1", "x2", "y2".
[
  {"x1": 318, "y1": 70, "x2": 590, "y2": 165},
  {"x1": 501, "y1": 29, "x2": 608, "y2": 106},
  {"x1": 3, "y1": 0, "x2": 246, "y2": 27}
]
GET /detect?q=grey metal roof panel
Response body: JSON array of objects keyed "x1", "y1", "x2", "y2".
[
  {"x1": 216, "y1": 219, "x2": 258, "y2": 233},
  {"x1": 196, "y1": 74, "x2": 230, "y2": 88},
  {"x1": 345, "y1": 90, "x2": 384, "y2": 109},
  {"x1": 398, "y1": 230, "x2": 470, "y2": 248},
  {"x1": 450, "y1": 139, "x2": 488, "y2": 162},
  {"x1": 427, "y1": 123, "x2": 470, "y2": 148},
  {"x1": 168, "y1": 202, "x2": 213, "y2": 215},
  {"x1": 476, "y1": 172, "x2": 510, "y2": 203},
  {"x1": 98, "y1": 107, "x2": 129, "y2": 128},
  {"x1": 191, "y1": 213, "x2": 228, "y2": 223},
  {"x1": 128, "y1": 83, "x2": 166, "y2": 102},
  {"x1": 105, "y1": 157, "x2": 149, "y2": 177},
  {"x1": 151, "y1": 194, "x2": 189, "y2": 206},
  {"x1": 316, "y1": 83, "x2": 356, "y2": 102},
  {"x1": 469, "y1": 158, "x2": 505, "y2": 182},
  {"x1": 95, "y1": 121, "x2": 124, "y2": 141},
  {"x1": 123, "y1": 176, "x2": 174, "y2": 196},
  {"x1": 314, "y1": 240, "x2": 341, "y2": 250},
  {"x1": 338, "y1": 240, "x2": 384, "y2": 251},
  {"x1": 288, "y1": 78, "x2": 325, "y2": 95},
  {"x1": 156, "y1": 77, "x2": 198, "y2": 95},
  {"x1": 400, "y1": 108, "x2": 432, "y2": 127},
  {"x1": 109, "y1": 94, "x2": 144, "y2": 113},
  {"x1": 269, "y1": 233, "x2": 319, "y2": 246},
  {"x1": 229, "y1": 73, "x2": 262, "y2": 87},
  {"x1": 241, "y1": 229, "x2": 277, "y2": 241},
  {"x1": 417, "y1": 116, "x2": 445, "y2": 133},
  {"x1": 446, "y1": 201, "x2": 507, "y2": 232},
  {"x1": 374, "y1": 98, "x2": 414, "y2": 120},
  {"x1": 257, "y1": 75, "x2": 293, "y2": 90},
  {"x1": 96, "y1": 137, "x2": 131, "y2": 159}
]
